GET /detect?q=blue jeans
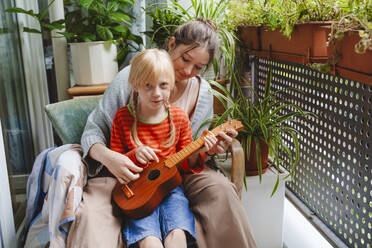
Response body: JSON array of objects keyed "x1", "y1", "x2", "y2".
[{"x1": 123, "y1": 186, "x2": 195, "y2": 247}]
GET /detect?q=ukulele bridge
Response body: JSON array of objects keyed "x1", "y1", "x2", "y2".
[{"x1": 122, "y1": 184, "x2": 134, "y2": 199}]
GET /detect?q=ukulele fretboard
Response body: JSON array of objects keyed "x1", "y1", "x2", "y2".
[{"x1": 164, "y1": 136, "x2": 205, "y2": 168}]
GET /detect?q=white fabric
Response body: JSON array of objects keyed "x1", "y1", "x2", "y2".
[{"x1": 24, "y1": 145, "x2": 86, "y2": 248}]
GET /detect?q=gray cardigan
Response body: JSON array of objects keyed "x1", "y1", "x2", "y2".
[{"x1": 81, "y1": 65, "x2": 214, "y2": 176}]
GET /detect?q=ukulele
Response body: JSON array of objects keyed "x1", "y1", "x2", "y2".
[{"x1": 112, "y1": 119, "x2": 243, "y2": 219}]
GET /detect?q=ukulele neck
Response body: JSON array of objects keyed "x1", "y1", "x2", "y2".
[
  {"x1": 164, "y1": 136, "x2": 205, "y2": 168},
  {"x1": 163, "y1": 119, "x2": 243, "y2": 169}
]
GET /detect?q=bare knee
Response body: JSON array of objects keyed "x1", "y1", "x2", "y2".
[
  {"x1": 138, "y1": 236, "x2": 163, "y2": 248},
  {"x1": 164, "y1": 229, "x2": 186, "y2": 248}
]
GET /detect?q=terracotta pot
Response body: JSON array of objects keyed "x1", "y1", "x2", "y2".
[
  {"x1": 326, "y1": 29, "x2": 372, "y2": 85},
  {"x1": 212, "y1": 78, "x2": 229, "y2": 115},
  {"x1": 239, "y1": 23, "x2": 372, "y2": 84},
  {"x1": 239, "y1": 22, "x2": 333, "y2": 65},
  {"x1": 245, "y1": 138, "x2": 270, "y2": 176},
  {"x1": 239, "y1": 25, "x2": 262, "y2": 51}
]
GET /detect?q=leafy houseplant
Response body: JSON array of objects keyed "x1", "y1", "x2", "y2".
[
  {"x1": 209, "y1": 68, "x2": 315, "y2": 196},
  {"x1": 144, "y1": 7, "x2": 182, "y2": 49},
  {"x1": 5, "y1": 0, "x2": 143, "y2": 66}
]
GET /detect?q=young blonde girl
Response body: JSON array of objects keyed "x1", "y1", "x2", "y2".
[{"x1": 109, "y1": 48, "x2": 217, "y2": 248}]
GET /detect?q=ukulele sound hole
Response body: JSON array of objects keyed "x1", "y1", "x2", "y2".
[{"x1": 148, "y1": 169, "x2": 160, "y2": 180}]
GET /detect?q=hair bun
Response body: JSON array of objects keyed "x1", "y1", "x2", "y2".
[{"x1": 196, "y1": 17, "x2": 217, "y2": 31}]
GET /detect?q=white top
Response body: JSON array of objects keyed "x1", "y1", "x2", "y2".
[{"x1": 172, "y1": 77, "x2": 200, "y2": 118}]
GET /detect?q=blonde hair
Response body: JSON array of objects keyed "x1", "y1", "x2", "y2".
[{"x1": 128, "y1": 48, "x2": 176, "y2": 148}]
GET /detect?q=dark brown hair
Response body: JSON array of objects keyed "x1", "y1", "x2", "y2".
[{"x1": 173, "y1": 18, "x2": 219, "y2": 64}]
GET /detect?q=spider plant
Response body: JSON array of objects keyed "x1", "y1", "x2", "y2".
[{"x1": 209, "y1": 67, "x2": 315, "y2": 196}]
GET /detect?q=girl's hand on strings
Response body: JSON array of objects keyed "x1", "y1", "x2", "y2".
[{"x1": 135, "y1": 146, "x2": 161, "y2": 165}]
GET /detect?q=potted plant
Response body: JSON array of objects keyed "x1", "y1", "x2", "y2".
[
  {"x1": 227, "y1": 0, "x2": 372, "y2": 84},
  {"x1": 326, "y1": 5, "x2": 372, "y2": 83},
  {"x1": 5, "y1": 0, "x2": 143, "y2": 85},
  {"x1": 209, "y1": 67, "x2": 315, "y2": 196},
  {"x1": 228, "y1": 0, "x2": 340, "y2": 64}
]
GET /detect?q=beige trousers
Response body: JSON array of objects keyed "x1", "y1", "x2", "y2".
[
  {"x1": 67, "y1": 167, "x2": 257, "y2": 248},
  {"x1": 183, "y1": 166, "x2": 257, "y2": 248},
  {"x1": 67, "y1": 177, "x2": 124, "y2": 248}
]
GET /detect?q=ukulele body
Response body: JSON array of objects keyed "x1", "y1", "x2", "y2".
[
  {"x1": 112, "y1": 120, "x2": 244, "y2": 220},
  {"x1": 112, "y1": 158, "x2": 182, "y2": 219}
]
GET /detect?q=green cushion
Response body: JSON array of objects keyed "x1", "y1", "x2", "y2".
[{"x1": 45, "y1": 96, "x2": 101, "y2": 144}]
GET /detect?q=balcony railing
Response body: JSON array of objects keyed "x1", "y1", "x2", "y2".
[{"x1": 252, "y1": 57, "x2": 371, "y2": 248}]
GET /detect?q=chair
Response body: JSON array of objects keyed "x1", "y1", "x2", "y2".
[
  {"x1": 44, "y1": 96, "x2": 245, "y2": 198},
  {"x1": 45, "y1": 96, "x2": 101, "y2": 144}
]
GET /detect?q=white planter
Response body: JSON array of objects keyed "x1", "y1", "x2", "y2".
[
  {"x1": 70, "y1": 41, "x2": 119, "y2": 85},
  {"x1": 241, "y1": 166, "x2": 290, "y2": 248}
]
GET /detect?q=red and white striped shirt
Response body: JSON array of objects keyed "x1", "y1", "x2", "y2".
[{"x1": 110, "y1": 104, "x2": 203, "y2": 172}]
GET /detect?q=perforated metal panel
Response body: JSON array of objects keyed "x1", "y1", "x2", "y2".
[{"x1": 253, "y1": 57, "x2": 372, "y2": 248}]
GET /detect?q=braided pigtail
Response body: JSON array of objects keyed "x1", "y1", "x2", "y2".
[
  {"x1": 130, "y1": 91, "x2": 143, "y2": 147},
  {"x1": 162, "y1": 101, "x2": 176, "y2": 148}
]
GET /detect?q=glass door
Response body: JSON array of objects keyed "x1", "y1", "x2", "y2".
[
  {"x1": 0, "y1": 0, "x2": 35, "y2": 233},
  {"x1": 0, "y1": 121, "x2": 16, "y2": 248}
]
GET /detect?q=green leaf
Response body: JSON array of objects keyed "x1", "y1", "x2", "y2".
[
  {"x1": 96, "y1": 25, "x2": 113, "y2": 41},
  {"x1": 254, "y1": 137, "x2": 263, "y2": 182},
  {"x1": 80, "y1": 0, "x2": 94, "y2": 10},
  {"x1": 111, "y1": 12, "x2": 131, "y2": 25},
  {"x1": 245, "y1": 135, "x2": 252, "y2": 166},
  {"x1": 5, "y1": 7, "x2": 36, "y2": 17},
  {"x1": 107, "y1": 2, "x2": 120, "y2": 13},
  {"x1": 23, "y1": 27, "x2": 42, "y2": 34},
  {"x1": 50, "y1": 19, "x2": 65, "y2": 26},
  {"x1": 193, "y1": 118, "x2": 213, "y2": 140},
  {"x1": 214, "y1": 107, "x2": 233, "y2": 127},
  {"x1": 270, "y1": 175, "x2": 280, "y2": 197},
  {"x1": 118, "y1": 0, "x2": 134, "y2": 6},
  {"x1": 208, "y1": 80, "x2": 234, "y2": 102},
  {"x1": 209, "y1": 88, "x2": 232, "y2": 108},
  {"x1": 81, "y1": 33, "x2": 96, "y2": 42},
  {"x1": 39, "y1": 0, "x2": 57, "y2": 20},
  {"x1": 116, "y1": 45, "x2": 130, "y2": 60},
  {"x1": 40, "y1": 20, "x2": 64, "y2": 31},
  {"x1": 112, "y1": 25, "x2": 127, "y2": 35},
  {"x1": 57, "y1": 31, "x2": 76, "y2": 39}
]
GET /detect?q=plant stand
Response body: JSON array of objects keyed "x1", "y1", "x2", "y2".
[
  {"x1": 216, "y1": 155, "x2": 290, "y2": 248},
  {"x1": 241, "y1": 166, "x2": 290, "y2": 248}
]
